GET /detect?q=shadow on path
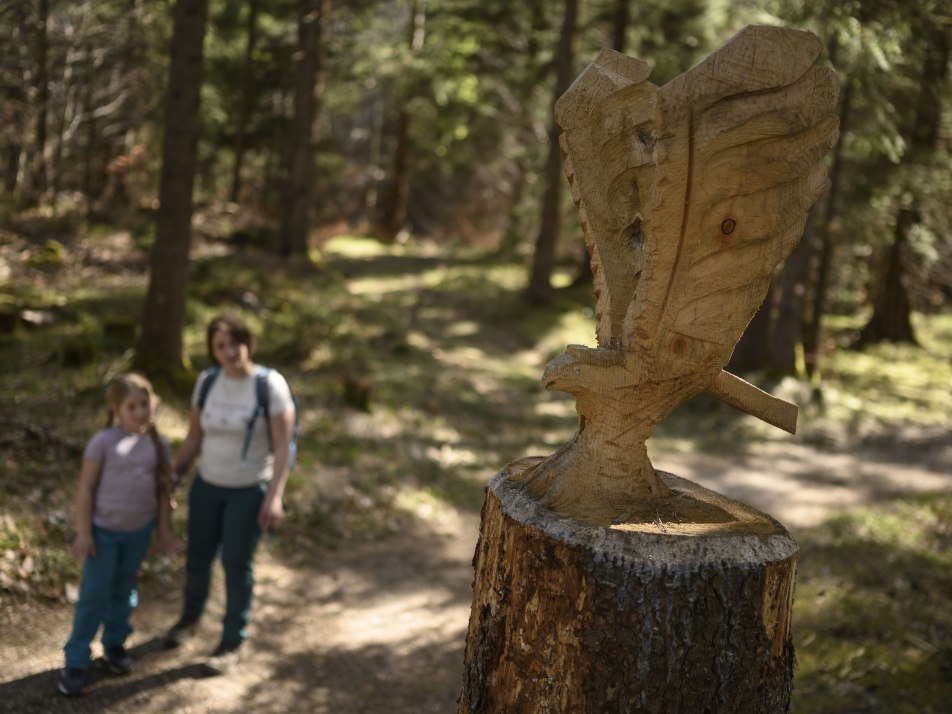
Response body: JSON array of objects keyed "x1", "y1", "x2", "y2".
[{"x1": 0, "y1": 638, "x2": 212, "y2": 714}]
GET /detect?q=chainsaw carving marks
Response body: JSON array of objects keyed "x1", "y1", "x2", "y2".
[{"x1": 512, "y1": 26, "x2": 839, "y2": 523}]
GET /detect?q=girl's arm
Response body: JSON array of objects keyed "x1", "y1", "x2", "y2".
[
  {"x1": 258, "y1": 408, "x2": 295, "y2": 532},
  {"x1": 171, "y1": 404, "x2": 203, "y2": 487},
  {"x1": 71, "y1": 458, "x2": 101, "y2": 561},
  {"x1": 154, "y1": 485, "x2": 182, "y2": 555}
]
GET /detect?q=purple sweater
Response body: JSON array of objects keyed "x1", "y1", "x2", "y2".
[{"x1": 83, "y1": 426, "x2": 171, "y2": 532}]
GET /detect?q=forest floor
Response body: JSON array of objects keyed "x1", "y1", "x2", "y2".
[
  {"x1": 1, "y1": 216, "x2": 950, "y2": 712},
  {"x1": 1, "y1": 434, "x2": 950, "y2": 714}
]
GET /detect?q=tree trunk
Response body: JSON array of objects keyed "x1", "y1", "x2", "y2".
[
  {"x1": 82, "y1": 40, "x2": 96, "y2": 214},
  {"x1": 378, "y1": 106, "x2": 412, "y2": 241},
  {"x1": 856, "y1": 207, "x2": 918, "y2": 346},
  {"x1": 277, "y1": 0, "x2": 329, "y2": 256},
  {"x1": 856, "y1": 23, "x2": 948, "y2": 348},
  {"x1": 728, "y1": 275, "x2": 775, "y2": 372},
  {"x1": 377, "y1": 0, "x2": 426, "y2": 243},
  {"x1": 496, "y1": 0, "x2": 545, "y2": 258},
  {"x1": 802, "y1": 80, "x2": 852, "y2": 378},
  {"x1": 3, "y1": 2, "x2": 28, "y2": 196},
  {"x1": 460, "y1": 463, "x2": 798, "y2": 713},
  {"x1": 30, "y1": 0, "x2": 50, "y2": 202},
  {"x1": 769, "y1": 217, "x2": 814, "y2": 375},
  {"x1": 135, "y1": 0, "x2": 210, "y2": 379},
  {"x1": 611, "y1": 0, "x2": 629, "y2": 53},
  {"x1": 50, "y1": 46, "x2": 78, "y2": 199},
  {"x1": 527, "y1": 0, "x2": 580, "y2": 303},
  {"x1": 229, "y1": 0, "x2": 261, "y2": 204}
]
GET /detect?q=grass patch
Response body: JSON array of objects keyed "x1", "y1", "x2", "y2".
[{"x1": 792, "y1": 493, "x2": 952, "y2": 713}]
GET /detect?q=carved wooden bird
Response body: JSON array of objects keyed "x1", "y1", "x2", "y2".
[{"x1": 513, "y1": 26, "x2": 839, "y2": 523}]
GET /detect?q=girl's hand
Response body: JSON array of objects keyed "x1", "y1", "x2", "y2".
[
  {"x1": 257, "y1": 496, "x2": 284, "y2": 533},
  {"x1": 70, "y1": 533, "x2": 96, "y2": 561}
]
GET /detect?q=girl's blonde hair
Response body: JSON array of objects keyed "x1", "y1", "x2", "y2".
[{"x1": 104, "y1": 374, "x2": 173, "y2": 503}]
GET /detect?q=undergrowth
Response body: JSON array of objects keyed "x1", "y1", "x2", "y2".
[{"x1": 1, "y1": 220, "x2": 950, "y2": 710}]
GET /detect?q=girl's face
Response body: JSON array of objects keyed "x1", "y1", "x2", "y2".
[
  {"x1": 211, "y1": 329, "x2": 251, "y2": 374},
  {"x1": 115, "y1": 389, "x2": 152, "y2": 434}
]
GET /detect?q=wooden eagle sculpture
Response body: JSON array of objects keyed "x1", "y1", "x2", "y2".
[{"x1": 512, "y1": 26, "x2": 839, "y2": 524}]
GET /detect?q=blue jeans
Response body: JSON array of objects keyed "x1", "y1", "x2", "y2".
[
  {"x1": 63, "y1": 519, "x2": 155, "y2": 669},
  {"x1": 181, "y1": 475, "x2": 266, "y2": 649}
]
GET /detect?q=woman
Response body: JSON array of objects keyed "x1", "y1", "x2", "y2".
[{"x1": 166, "y1": 314, "x2": 295, "y2": 673}]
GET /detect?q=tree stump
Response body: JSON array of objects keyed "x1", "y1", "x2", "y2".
[{"x1": 459, "y1": 460, "x2": 798, "y2": 714}]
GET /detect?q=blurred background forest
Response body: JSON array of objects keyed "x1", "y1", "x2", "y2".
[
  {"x1": 1, "y1": 0, "x2": 951, "y2": 712},
  {"x1": 1, "y1": 0, "x2": 950, "y2": 366}
]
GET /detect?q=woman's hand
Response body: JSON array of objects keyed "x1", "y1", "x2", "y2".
[
  {"x1": 70, "y1": 533, "x2": 96, "y2": 561},
  {"x1": 258, "y1": 495, "x2": 284, "y2": 533}
]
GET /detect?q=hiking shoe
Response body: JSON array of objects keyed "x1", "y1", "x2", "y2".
[
  {"x1": 203, "y1": 643, "x2": 241, "y2": 675},
  {"x1": 103, "y1": 645, "x2": 133, "y2": 675},
  {"x1": 163, "y1": 617, "x2": 198, "y2": 649},
  {"x1": 57, "y1": 667, "x2": 86, "y2": 696}
]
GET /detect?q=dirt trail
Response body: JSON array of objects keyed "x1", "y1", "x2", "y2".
[{"x1": 2, "y1": 437, "x2": 950, "y2": 713}]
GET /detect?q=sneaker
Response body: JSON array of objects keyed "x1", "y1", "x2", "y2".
[
  {"x1": 163, "y1": 616, "x2": 198, "y2": 649},
  {"x1": 103, "y1": 645, "x2": 133, "y2": 675},
  {"x1": 57, "y1": 667, "x2": 86, "y2": 696},
  {"x1": 203, "y1": 643, "x2": 241, "y2": 675}
]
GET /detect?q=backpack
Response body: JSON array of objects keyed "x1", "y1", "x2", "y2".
[{"x1": 198, "y1": 366, "x2": 301, "y2": 469}]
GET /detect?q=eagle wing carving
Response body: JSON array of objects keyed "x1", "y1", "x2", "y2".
[{"x1": 513, "y1": 26, "x2": 839, "y2": 522}]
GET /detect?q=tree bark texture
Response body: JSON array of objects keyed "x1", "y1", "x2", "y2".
[
  {"x1": 277, "y1": 0, "x2": 328, "y2": 256},
  {"x1": 460, "y1": 463, "x2": 798, "y2": 714},
  {"x1": 136, "y1": 0, "x2": 210, "y2": 376}
]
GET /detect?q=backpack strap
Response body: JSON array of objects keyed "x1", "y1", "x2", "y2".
[
  {"x1": 197, "y1": 367, "x2": 221, "y2": 410},
  {"x1": 241, "y1": 367, "x2": 272, "y2": 464}
]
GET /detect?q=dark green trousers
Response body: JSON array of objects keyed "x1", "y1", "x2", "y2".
[{"x1": 182, "y1": 474, "x2": 266, "y2": 648}]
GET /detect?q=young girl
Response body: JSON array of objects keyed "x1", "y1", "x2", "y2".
[{"x1": 58, "y1": 374, "x2": 180, "y2": 696}]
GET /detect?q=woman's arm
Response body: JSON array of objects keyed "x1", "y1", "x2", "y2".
[
  {"x1": 71, "y1": 458, "x2": 101, "y2": 561},
  {"x1": 171, "y1": 405, "x2": 204, "y2": 488},
  {"x1": 258, "y1": 408, "x2": 295, "y2": 532}
]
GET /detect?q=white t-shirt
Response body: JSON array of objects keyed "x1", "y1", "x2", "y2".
[{"x1": 193, "y1": 367, "x2": 294, "y2": 488}]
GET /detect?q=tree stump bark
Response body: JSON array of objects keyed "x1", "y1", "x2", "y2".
[{"x1": 459, "y1": 459, "x2": 798, "y2": 714}]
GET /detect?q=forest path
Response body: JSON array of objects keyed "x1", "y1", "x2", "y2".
[{"x1": 2, "y1": 434, "x2": 951, "y2": 713}]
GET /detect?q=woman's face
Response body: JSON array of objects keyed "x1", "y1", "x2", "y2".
[
  {"x1": 115, "y1": 388, "x2": 152, "y2": 434},
  {"x1": 211, "y1": 329, "x2": 251, "y2": 374}
]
